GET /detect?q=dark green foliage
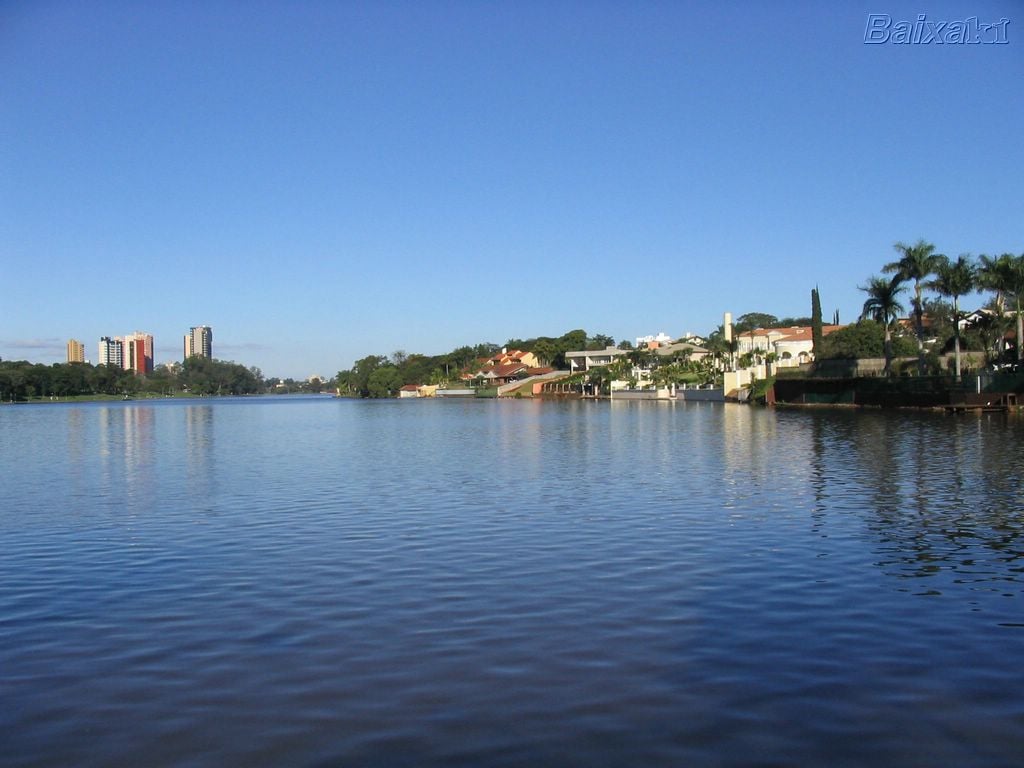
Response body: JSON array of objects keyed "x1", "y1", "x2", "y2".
[
  {"x1": 586, "y1": 334, "x2": 615, "y2": 350},
  {"x1": 733, "y1": 313, "x2": 778, "y2": 333},
  {"x1": 926, "y1": 255, "x2": 978, "y2": 375},
  {"x1": 0, "y1": 358, "x2": 265, "y2": 401},
  {"x1": 367, "y1": 366, "x2": 402, "y2": 398},
  {"x1": 731, "y1": 313, "x2": 813, "y2": 333},
  {"x1": 336, "y1": 329, "x2": 617, "y2": 398},
  {"x1": 978, "y1": 252, "x2": 1024, "y2": 361},
  {"x1": 818, "y1": 321, "x2": 916, "y2": 360},
  {"x1": 394, "y1": 354, "x2": 434, "y2": 388},
  {"x1": 811, "y1": 287, "x2": 823, "y2": 355},
  {"x1": 776, "y1": 316, "x2": 813, "y2": 327},
  {"x1": 0, "y1": 361, "x2": 134, "y2": 400},
  {"x1": 884, "y1": 239, "x2": 940, "y2": 373},
  {"x1": 179, "y1": 356, "x2": 263, "y2": 395},
  {"x1": 505, "y1": 329, "x2": 605, "y2": 368},
  {"x1": 859, "y1": 274, "x2": 907, "y2": 375}
]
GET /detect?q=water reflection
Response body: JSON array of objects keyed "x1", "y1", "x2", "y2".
[
  {"x1": 321, "y1": 401, "x2": 1024, "y2": 594},
  {"x1": 807, "y1": 410, "x2": 1024, "y2": 590},
  {"x1": 5, "y1": 398, "x2": 1024, "y2": 767},
  {"x1": 183, "y1": 404, "x2": 216, "y2": 499},
  {"x1": 95, "y1": 405, "x2": 157, "y2": 505},
  {"x1": 64, "y1": 407, "x2": 91, "y2": 502}
]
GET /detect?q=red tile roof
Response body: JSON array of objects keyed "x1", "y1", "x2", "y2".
[
  {"x1": 491, "y1": 362, "x2": 528, "y2": 377},
  {"x1": 744, "y1": 325, "x2": 844, "y2": 342}
]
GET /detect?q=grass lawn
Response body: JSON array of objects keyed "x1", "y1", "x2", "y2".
[{"x1": 19, "y1": 391, "x2": 197, "y2": 404}]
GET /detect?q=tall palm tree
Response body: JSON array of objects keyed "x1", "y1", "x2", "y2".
[
  {"x1": 586, "y1": 365, "x2": 611, "y2": 396},
  {"x1": 979, "y1": 252, "x2": 1024, "y2": 361},
  {"x1": 1009, "y1": 253, "x2": 1024, "y2": 362},
  {"x1": 978, "y1": 253, "x2": 1015, "y2": 313},
  {"x1": 885, "y1": 239, "x2": 940, "y2": 373},
  {"x1": 927, "y1": 255, "x2": 977, "y2": 376},
  {"x1": 725, "y1": 337, "x2": 739, "y2": 371},
  {"x1": 860, "y1": 276, "x2": 906, "y2": 376}
]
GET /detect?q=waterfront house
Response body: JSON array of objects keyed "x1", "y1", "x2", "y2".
[
  {"x1": 735, "y1": 325, "x2": 843, "y2": 368},
  {"x1": 565, "y1": 346, "x2": 627, "y2": 373},
  {"x1": 566, "y1": 340, "x2": 710, "y2": 391},
  {"x1": 652, "y1": 340, "x2": 710, "y2": 364},
  {"x1": 466, "y1": 348, "x2": 544, "y2": 385},
  {"x1": 477, "y1": 362, "x2": 529, "y2": 386},
  {"x1": 485, "y1": 348, "x2": 541, "y2": 369}
]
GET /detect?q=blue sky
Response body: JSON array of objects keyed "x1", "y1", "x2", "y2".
[{"x1": 2, "y1": 0, "x2": 1021, "y2": 378}]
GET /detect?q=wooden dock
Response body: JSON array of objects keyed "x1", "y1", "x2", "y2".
[{"x1": 941, "y1": 392, "x2": 1018, "y2": 412}]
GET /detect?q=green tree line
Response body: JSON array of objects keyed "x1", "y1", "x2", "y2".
[
  {"x1": 835, "y1": 242, "x2": 1024, "y2": 376},
  {"x1": 0, "y1": 357, "x2": 267, "y2": 402},
  {"x1": 337, "y1": 330, "x2": 617, "y2": 398}
]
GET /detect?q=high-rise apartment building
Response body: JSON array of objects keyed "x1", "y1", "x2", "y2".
[
  {"x1": 183, "y1": 325, "x2": 213, "y2": 360},
  {"x1": 98, "y1": 332, "x2": 153, "y2": 373},
  {"x1": 122, "y1": 331, "x2": 154, "y2": 374},
  {"x1": 67, "y1": 339, "x2": 85, "y2": 363},
  {"x1": 98, "y1": 336, "x2": 123, "y2": 368}
]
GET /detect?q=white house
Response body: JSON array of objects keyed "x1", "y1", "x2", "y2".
[
  {"x1": 735, "y1": 326, "x2": 843, "y2": 368},
  {"x1": 565, "y1": 346, "x2": 627, "y2": 373}
]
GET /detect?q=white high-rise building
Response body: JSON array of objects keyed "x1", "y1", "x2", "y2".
[
  {"x1": 98, "y1": 336, "x2": 123, "y2": 368},
  {"x1": 184, "y1": 326, "x2": 213, "y2": 360}
]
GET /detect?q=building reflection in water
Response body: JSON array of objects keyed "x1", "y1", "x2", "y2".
[
  {"x1": 681, "y1": 403, "x2": 1024, "y2": 592},
  {"x1": 804, "y1": 409, "x2": 1024, "y2": 589},
  {"x1": 89, "y1": 403, "x2": 217, "y2": 513},
  {"x1": 78, "y1": 398, "x2": 1022, "y2": 595},
  {"x1": 64, "y1": 407, "x2": 90, "y2": 500},
  {"x1": 183, "y1": 404, "x2": 216, "y2": 500},
  {"x1": 96, "y1": 405, "x2": 157, "y2": 506}
]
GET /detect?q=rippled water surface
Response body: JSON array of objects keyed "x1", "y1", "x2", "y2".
[{"x1": 2, "y1": 397, "x2": 1023, "y2": 766}]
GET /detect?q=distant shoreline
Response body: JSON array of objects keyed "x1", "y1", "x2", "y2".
[{"x1": 1, "y1": 392, "x2": 333, "y2": 405}]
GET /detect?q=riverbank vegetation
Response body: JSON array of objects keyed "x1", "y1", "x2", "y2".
[
  {"x1": 9, "y1": 242, "x2": 1019, "y2": 402},
  {"x1": 851, "y1": 243, "x2": 1024, "y2": 376},
  {"x1": 332, "y1": 239, "x2": 1023, "y2": 399},
  {"x1": 0, "y1": 357, "x2": 269, "y2": 402},
  {"x1": 336, "y1": 331, "x2": 619, "y2": 398}
]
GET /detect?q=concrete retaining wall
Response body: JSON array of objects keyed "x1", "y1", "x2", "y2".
[{"x1": 677, "y1": 388, "x2": 725, "y2": 402}]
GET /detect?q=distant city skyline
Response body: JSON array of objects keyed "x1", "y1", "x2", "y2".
[
  {"x1": 61, "y1": 326, "x2": 215, "y2": 370},
  {"x1": 2, "y1": 2, "x2": 1021, "y2": 377}
]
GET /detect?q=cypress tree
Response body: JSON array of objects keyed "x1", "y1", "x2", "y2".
[{"x1": 811, "y1": 286, "x2": 823, "y2": 356}]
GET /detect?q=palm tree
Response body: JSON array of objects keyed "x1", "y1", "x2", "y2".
[
  {"x1": 860, "y1": 276, "x2": 906, "y2": 375},
  {"x1": 978, "y1": 253, "x2": 1015, "y2": 313},
  {"x1": 652, "y1": 362, "x2": 687, "y2": 392},
  {"x1": 608, "y1": 358, "x2": 632, "y2": 385},
  {"x1": 884, "y1": 239, "x2": 940, "y2": 373},
  {"x1": 725, "y1": 337, "x2": 739, "y2": 371},
  {"x1": 979, "y1": 252, "x2": 1024, "y2": 362},
  {"x1": 927, "y1": 255, "x2": 977, "y2": 376},
  {"x1": 586, "y1": 366, "x2": 611, "y2": 396}
]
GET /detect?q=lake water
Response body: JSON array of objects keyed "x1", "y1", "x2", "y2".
[{"x1": 2, "y1": 396, "x2": 1023, "y2": 767}]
